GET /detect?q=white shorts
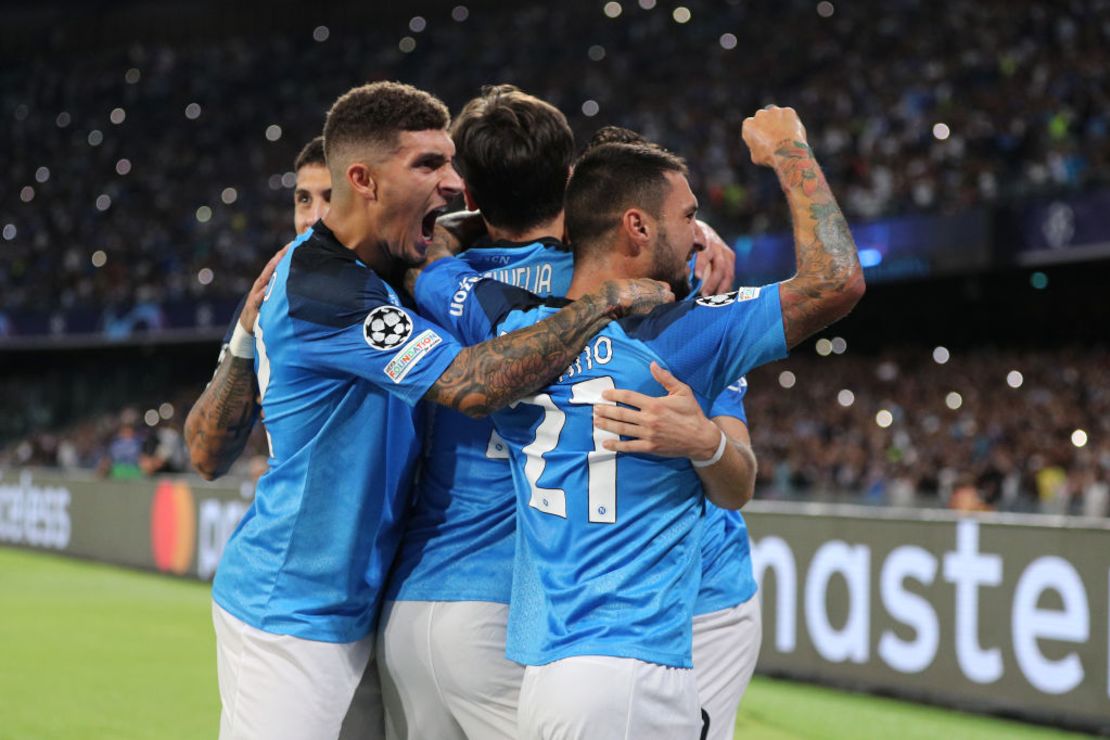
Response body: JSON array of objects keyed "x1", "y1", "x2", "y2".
[
  {"x1": 338, "y1": 654, "x2": 385, "y2": 740},
  {"x1": 692, "y1": 596, "x2": 762, "y2": 740},
  {"x1": 377, "y1": 600, "x2": 522, "y2": 740},
  {"x1": 212, "y1": 601, "x2": 373, "y2": 740},
  {"x1": 518, "y1": 656, "x2": 701, "y2": 740}
]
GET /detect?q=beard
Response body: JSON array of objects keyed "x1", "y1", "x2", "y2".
[{"x1": 649, "y1": 227, "x2": 692, "y2": 301}]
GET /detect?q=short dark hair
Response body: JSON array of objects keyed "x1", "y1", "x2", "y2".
[
  {"x1": 451, "y1": 84, "x2": 574, "y2": 233},
  {"x1": 585, "y1": 125, "x2": 647, "y2": 150},
  {"x1": 294, "y1": 136, "x2": 326, "y2": 171},
  {"x1": 323, "y1": 81, "x2": 450, "y2": 165},
  {"x1": 565, "y1": 143, "x2": 688, "y2": 252}
]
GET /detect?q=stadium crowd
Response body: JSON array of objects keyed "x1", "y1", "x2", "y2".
[
  {"x1": 2, "y1": 0, "x2": 1109, "y2": 321},
  {"x1": 6, "y1": 345, "x2": 1108, "y2": 517}
]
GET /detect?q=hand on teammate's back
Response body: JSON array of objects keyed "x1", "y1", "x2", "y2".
[
  {"x1": 741, "y1": 105, "x2": 808, "y2": 167},
  {"x1": 239, "y1": 244, "x2": 290, "y2": 334},
  {"x1": 593, "y1": 361, "x2": 722, "y2": 459}
]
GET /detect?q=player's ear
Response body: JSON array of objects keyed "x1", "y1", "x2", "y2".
[
  {"x1": 619, "y1": 208, "x2": 650, "y2": 256},
  {"x1": 346, "y1": 162, "x2": 378, "y2": 202}
]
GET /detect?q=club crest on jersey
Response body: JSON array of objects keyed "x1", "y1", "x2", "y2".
[
  {"x1": 364, "y1": 305, "x2": 414, "y2": 350},
  {"x1": 695, "y1": 286, "x2": 761, "y2": 307},
  {"x1": 384, "y1": 329, "x2": 443, "y2": 383}
]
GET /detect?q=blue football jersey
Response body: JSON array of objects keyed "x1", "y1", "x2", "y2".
[
  {"x1": 695, "y1": 377, "x2": 759, "y2": 615},
  {"x1": 212, "y1": 223, "x2": 463, "y2": 643},
  {"x1": 414, "y1": 257, "x2": 787, "y2": 668},
  {"x1": 388, "y1": 239, "x2": 574, "y2": 603}
]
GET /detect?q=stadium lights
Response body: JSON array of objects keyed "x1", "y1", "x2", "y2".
[
  {"x1": 945, "y1": 391, "x2": 963, "y2": 410},
  {"x1": 399, "y1": 36, "x2": 417, "y2": 53},
  {"x1": 1072, "y1": 429, "x2": 1089, "y2": 448},
  {"x1": 603, "y1": 2, "x2": 622, "y2": 18},
  {"x1": 831, "y1": 336, "x2": 847, "y2": 354},
  {"x1": 313, "y1": 26, "x2": 330, "y2": 42},
  {"x1": 95, "y1": 194, "x2": 111, "y2": 212},
  {"x1": 588, "y1": 45, "x2": 606, "y2": 61},
  {"x1": 451, "y1": 5, "x2": 469, "y2": 22},
  {"x1": 1031, "y1": 271, "x2": 1049, "y2": 289},
  {"x1": 409, "y1": 16, "x2": 427, "y2": 33},
  {"x1": 125, "y1": 68, "x2": 140, "y2": 84},
  {"x1": 221, "y1": 188, "x2": 238, "y2": 205},
  {"x1": 144, "y1": 409, "x2": 160, "y2": 427},
  {"x1": 815, "y1": 338, "x2": 833, "y2": 356},
  {"x1": 837, "y1": 389, "x2": 855, "y2": 407},
  {"x1": 673, "y1": 6, "x2": 692, "y2": 23},
  {"x1": 875, "y1": 409, "x2": 893, "y2": 428},
  {"x1": 159, "y1": 403, "x2": 175, "y2": 420},
  {"x1": 110, "y1": 107, "x2": 126, "y2": 125},
  {"x1": 932, "y1": 346, "x2": 950, "y2": 364},
  {"x1": 582, "y1": 100, "x2": 600, "y2": 117},
  {"x1": 638, "y1": 0, "x2": 656, "y2": 8},
  {"x1": 779, "y1": 370, "x2": 796, "y2": 389},
  {"x1": 198, "y1": 268, "x2": 214, "y2": 285},
  {"x1": 280, "y1": 172, "x2": 296, "y2": 188},
  {"x1": 185, "y1": 103, "x2": 202, "y2": 120},
  {"x1": 2, "y1": 224, "x2": 16, "y2": 240},
  {"x1": 268, "y1": 174, "x2": 282, "y2": 191},
  {"x1": 19, "y1": 186, "x2": 34, "y2": 203},
  {"x1": 87, "y1": 129, "x2": 104, "y2": 146},
  {"x1": 817, "y1": 1, "x2": 835, "y2": 17},
  {"x1": 265, "y1": 124, "x2": 283, "y2": 142},
  {"x1": 719, "y1": 33, "x2": 738, "y2": 50},
  {"x1": 1006, "y1": 370, "x2": 1023, "y2": 388},
  {"x1": 933, "y1": 123, "x2": 951, "y2": 141},
  {"x1": 35, "y1": 167, "x2": 50, "y2": 183},
  {"x1": 91, "y1": 250, "x2": 107, "y2": 268},
  {"x1": 56, "y1": 111, "x2": 71, "y2": 127},
  {"x1": 195, "y1": 206, "x2": 213, "y2": 223},
  {"x1": 115, "y1": 158, "x2": 132, "y2": 175}
]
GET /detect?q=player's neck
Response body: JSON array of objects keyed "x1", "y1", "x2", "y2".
[
  {"x1": 482, "y1": 212, "x2": 565, "y2": 246},
  {"x1": 566, "y1": 256, "x2": 636, "y2": 301},
  {"x1": 323, "y1": 203, "x2": 391, "y2": 274}
]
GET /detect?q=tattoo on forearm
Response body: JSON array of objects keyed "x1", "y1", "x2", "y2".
[
  {"x1": 427, "y1": 294, "x2": 615, "y2": 417},
  {"x1": 184, "y1": 354, "x2": 259, "y2": 475},
  {"x1": 773, "y1": 140, "x2": 863, "y2": 347}
]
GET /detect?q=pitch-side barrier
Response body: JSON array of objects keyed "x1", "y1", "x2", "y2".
[{"x1": 1, "y1": 469, "x2": 1105, "y2": 730}]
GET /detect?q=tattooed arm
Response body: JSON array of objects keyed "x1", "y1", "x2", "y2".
[
  {"x1": 184, "y1": 246, "x2": 286, "y2": 479},
  {"x1": 741, "y1": 106, "x2": 865, "y2": 348},
  {"x1": 184, "y1": 354, "x2": 260, "y2": 480},
  {"x1": 425, "y1": 278, "x2": 673, "y2": 417}
]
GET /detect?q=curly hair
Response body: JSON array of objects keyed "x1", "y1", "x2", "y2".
[{"x1": 323, "y1": 81, "x2": 450, "y2": 164}]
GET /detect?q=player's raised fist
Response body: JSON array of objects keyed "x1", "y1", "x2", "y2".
[{"x1": 741, "y1": 106, "x2": 807, "y2": 167}]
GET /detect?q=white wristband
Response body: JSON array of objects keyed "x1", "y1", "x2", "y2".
[
  {"x1": 692, "y1": 428, "x2": 728, "y2": 468},
  {"x1": 227, "y1": 321, "x2": 256, "y2": 360}
]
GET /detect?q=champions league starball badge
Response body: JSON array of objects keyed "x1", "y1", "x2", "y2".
[{"x1": 363, "y1": 305, "x2": 414, "y2": 350}]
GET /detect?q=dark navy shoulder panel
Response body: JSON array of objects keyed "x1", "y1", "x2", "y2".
[
  {"x1": 616, "y1": 300, "x2": 696, "y2": 342},
  {"x1": 473, "y1": 280, "x2": 569, "y2": 330},
  {"x1": 287, "y1": 234, "x2": 392, "y2": 328}
]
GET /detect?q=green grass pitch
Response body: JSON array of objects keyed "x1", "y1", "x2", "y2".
[{"x1": 0, "y1": 547, "x2": 1088, "y2": 739}]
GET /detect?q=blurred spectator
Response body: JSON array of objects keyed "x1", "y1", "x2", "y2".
[
  {"x1": 98, "y1": 410, "x2": 144, "y2": 479},
  {"x1": 138, "y1": 420, "x2": 187, "y2": 475}
]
